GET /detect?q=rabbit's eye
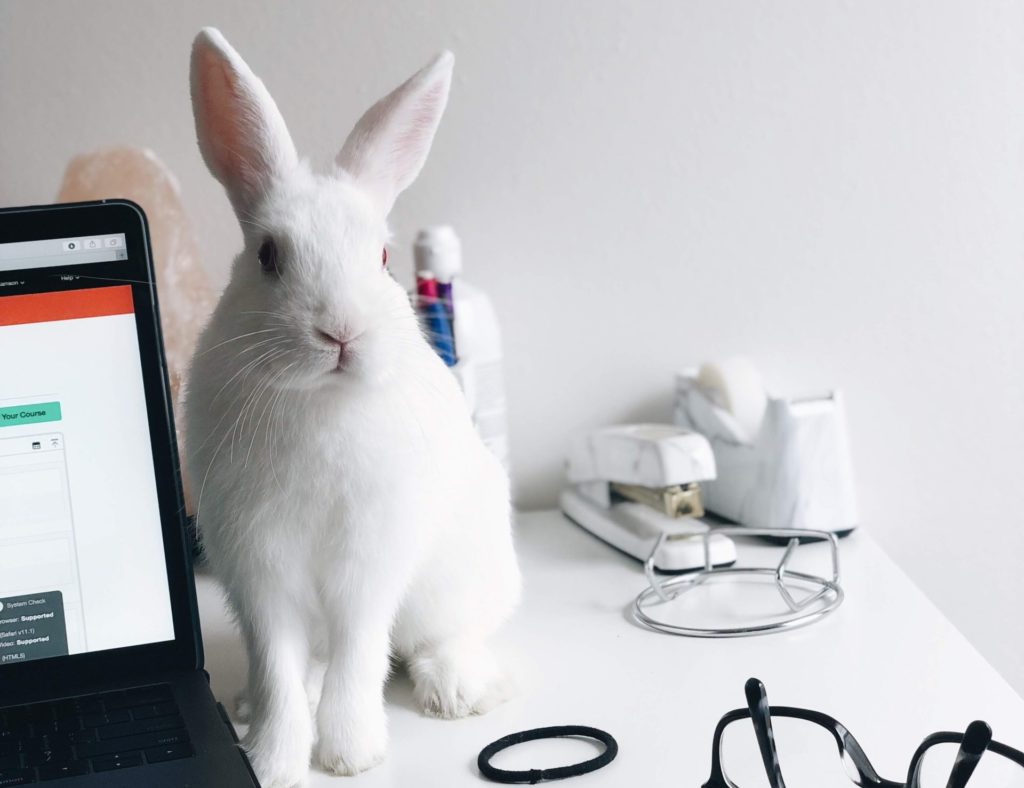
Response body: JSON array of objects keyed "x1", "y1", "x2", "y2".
[
  {"x1": 258, "y1": 238, "x2": 278, "y2": 274},
  {"x1": 382, "y1": 247, "x2": 388, "y2": 268}
]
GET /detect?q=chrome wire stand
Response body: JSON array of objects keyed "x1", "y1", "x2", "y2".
[{"x1": 633, "y1": 528, "x2": 844, "y2": 637}]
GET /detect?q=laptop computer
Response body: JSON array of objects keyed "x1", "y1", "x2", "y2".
[{"x1": 0, "y1": 200, "x2": 258, "y2": 786}]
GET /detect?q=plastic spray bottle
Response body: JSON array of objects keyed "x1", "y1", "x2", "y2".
[{"x1": 414, "y1": 226, "x2": 509, "y2": 467}]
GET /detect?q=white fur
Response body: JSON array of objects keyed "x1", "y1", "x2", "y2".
[{"x1": 185, "y1": 29, "x2": 520, "y2": 788}]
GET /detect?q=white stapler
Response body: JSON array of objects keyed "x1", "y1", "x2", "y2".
[{"x1": 560, "y1": 424, "x2": 737, "y2": 572}]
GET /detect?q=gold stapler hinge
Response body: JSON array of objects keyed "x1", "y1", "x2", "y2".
[{"x1": 609, "y1": 482, "x2": 705, "y2": 519}]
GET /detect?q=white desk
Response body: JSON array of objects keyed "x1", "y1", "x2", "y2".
[{"x1": 196, "y1": 511, "x2": 1024, "y2": 786}]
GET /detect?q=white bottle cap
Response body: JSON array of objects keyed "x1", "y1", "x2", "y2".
[{"x1": 414, "y1": 225, "x2": 462, "y2": 282}]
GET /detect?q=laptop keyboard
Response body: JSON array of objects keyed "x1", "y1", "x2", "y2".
[{"x1": 0, "y1": 684, "x2": 192, "y2": 784}]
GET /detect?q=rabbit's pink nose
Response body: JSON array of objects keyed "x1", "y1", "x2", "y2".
[
  {"x1": 315, "y1": 327, "x2": 344, "y2": 347},
  {"x1": 315, "y1": 327, "x2": 347, "y2": 361}
]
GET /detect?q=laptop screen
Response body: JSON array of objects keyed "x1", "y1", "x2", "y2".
[{"x1": 0, "y1": 260, "x2": 176, "y2": 666}]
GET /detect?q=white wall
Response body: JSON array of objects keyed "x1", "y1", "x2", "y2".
[{"x1": 3, "y1": 1, "x2": 1023, "y2": 696}]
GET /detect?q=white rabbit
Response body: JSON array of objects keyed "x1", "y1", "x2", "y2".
[{"x1": 184, "y1": 28, "x2": 520, "y2": 788}]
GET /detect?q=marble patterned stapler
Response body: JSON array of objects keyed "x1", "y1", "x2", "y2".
[{"x1": 559, "y1": 424, "x2": 737, "y2": 572}]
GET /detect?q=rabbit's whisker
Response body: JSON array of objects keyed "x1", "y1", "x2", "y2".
[
  {"x1": 265, "y1": 366, "x2": 299, "y2": 494},
  {"x1": 213, "y1": 343, "x2": 289, "y2": 404},
  {"x1": 231, "y1": 349, "x2": 290, "y2": 458},
  {"x1": 198, "y1": 328, "x2": 280, "y2": 356},
  {"x1": 243, "y1": 361, "x2": 292, "y2": 469},
  {"x1": 225, "y1": 348, "x2": 289, "y2": 462}
]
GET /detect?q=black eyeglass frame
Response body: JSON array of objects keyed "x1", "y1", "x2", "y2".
[{"x1": 702, "y1": 679, "x2": 1024, "y2": 788}]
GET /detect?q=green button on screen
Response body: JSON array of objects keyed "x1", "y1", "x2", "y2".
[{"x1": 0, "y1": 401, "x2": 62, "y2": 427}]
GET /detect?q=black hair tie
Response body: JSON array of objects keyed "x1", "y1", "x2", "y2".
[{"x1": 477, "y1": 725, "x2": 618, "y2": 784}]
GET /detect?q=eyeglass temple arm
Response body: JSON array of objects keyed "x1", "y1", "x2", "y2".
[
  {"x1": 942, "y1": 721, "x2": 992, "y2": 788},
  {"x1": 745, "y1": 678, "x2": 787, "y2": 788}
]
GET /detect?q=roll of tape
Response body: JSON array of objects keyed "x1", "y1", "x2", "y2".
[{"x1": 696, "y1": 358, "x2": 768, "y2": 444}]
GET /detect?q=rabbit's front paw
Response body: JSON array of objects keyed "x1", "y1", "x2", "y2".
[
  {"x1": 244, "y1": 722, "x2": 312, "y2": 788},
  {"x1": 315, "y1": 706, "x2": 387, "y2": 776}
]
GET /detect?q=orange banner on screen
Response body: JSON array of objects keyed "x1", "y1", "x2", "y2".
[{"x1": 0, "y1": 285, "x2": 134, "y2": 327}]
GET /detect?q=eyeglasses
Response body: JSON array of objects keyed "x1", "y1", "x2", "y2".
[{"x1": 703, "y1": 678, "x2": 1024, "y2": 787}]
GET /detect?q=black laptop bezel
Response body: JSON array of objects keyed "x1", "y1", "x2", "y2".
[{"x1": 0, "y1": 200, "x2": 202, "y2": 695}]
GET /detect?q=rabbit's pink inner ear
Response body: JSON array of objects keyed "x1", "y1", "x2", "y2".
[
  {"x1": 336, "y1": 51, "x2": 454, "y2": 215},
  {"x1": 190, "y1": 28, "x2": 297, "y2": 212},
  {"x1": 193, "y1": 50, "x2": 254, "y2": 189}
]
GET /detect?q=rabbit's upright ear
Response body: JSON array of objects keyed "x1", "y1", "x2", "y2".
[
  {"x1": 190, "y1": 28, "x2": 298, "y2": 212},
  {"x1": 336, "y1": 52, "x2": 454, "y2": 215}
]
